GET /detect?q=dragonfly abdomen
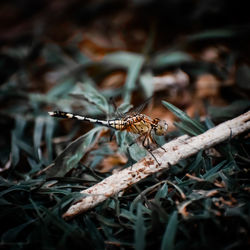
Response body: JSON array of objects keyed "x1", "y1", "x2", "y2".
[{"x1": 48, "y1": 111, "x2": 109, "y2": 127}]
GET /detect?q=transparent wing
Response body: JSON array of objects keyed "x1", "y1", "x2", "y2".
[{"x1": 124, "y1": 96, "x2": 153, "y2": 116}]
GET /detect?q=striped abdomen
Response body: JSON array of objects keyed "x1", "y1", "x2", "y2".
[
  {"x1": 48, "y1": 111, "x2": 110, "y2": 127},
  {"x1": 48, "y1": 111, "x2": 127, "y2": 130}
]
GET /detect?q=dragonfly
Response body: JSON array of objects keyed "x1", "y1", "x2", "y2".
[{"x1": 48, "y1": 100, "x2": 168, "y2": 164}]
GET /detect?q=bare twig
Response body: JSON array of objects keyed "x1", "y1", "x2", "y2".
[{"x1": 63, "y1": 110, "x2": 250, "y2": 219}]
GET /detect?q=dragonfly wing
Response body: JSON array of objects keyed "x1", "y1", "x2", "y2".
[
  {"x1": 108, "y1": 97, "x2": 124, "y2": 118},
  {"x1": 124, "y1": 96, "x2": 153, "y2": 116}
]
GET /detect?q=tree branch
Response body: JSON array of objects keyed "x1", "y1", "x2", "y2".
[{"x1": 63, "y1": 110, "x2": 250, "y2": 220}]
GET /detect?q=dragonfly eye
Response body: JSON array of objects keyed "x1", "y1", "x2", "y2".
[{"x1": 154, "y1": 120, "x2": 168, "y2": 136}]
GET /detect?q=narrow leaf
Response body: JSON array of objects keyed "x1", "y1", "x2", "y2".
[
  {"x1": 46, "y1": 127, "x2": 103, "y2": 177},
  {"x1": 73, "y1": 81, "x2": 110, "y2": 114},
  {"x1": 188, "y1": 29, "x2": 237, "y2": 42},
  {"x1": 102, "y1": 51, "x2": 145, "y2": 104},
  {"x1": 155, "y1": 183, "x2": 168, "y2": 200},
  {"x1": 203, "y1": 160, "x2": 227, "y2": 180},
  {"x1": 45, "y1": 117, "x2": 55, "y2": 164},
  {"x1": 11, "y1": 132, "x2": 20, "y2": 167},
  {"x1": 33, "y1": 116, "x2": 45, "y2": 161},
  {"x1": 139, "y1": 71, "x2": 154, "y2": 98},
  {"x1": 123, "y1": 55, "x2": 145, "y2": 104},
  {"x1": 151, "y1": 51, "x2": 192, "y2": 68},
  {"x1": 1, "y1": 219, "x2": 36, "y2": 242},
  {"x1": 84, "y1": 216, "x2": 105, "y2": 250},
  {"x1": 47, "y1": 78, "x2": 74, "y2": 98},
  {"x1": 135, "y1": 203, "x2": 146, "y2": 250},
  {"x1": 161, "y1": 211, "x2": 178, "y2": 250},
  {"x1": 162, "y1": 101, "x2": 206, "y2": 134}
]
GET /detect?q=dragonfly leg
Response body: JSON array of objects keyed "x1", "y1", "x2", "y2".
[
  {"x1": 157, "y1": 143, "x2": 166, "y2": 152},
  {"x1": 142, "y1": 134, "x2": 161, "y2": 165},
  {"x1": 149, "y1": 131, "x2": 167, "y2": 152},
  {"x1": 109, "y1": 130, "x2": 115, "y2": 141},
  {"x1": 128, "y1": 134, "x2": 143, "y2": 147},
  {"x1": 153, "y1": 140, "x2": 166, "y2": 152},
  {"x1": 128, "y1": 139, "x2": 136, "y2": 147},
  {"x1": 147, "y1": 149, "x2": 161, "y2": 165}
]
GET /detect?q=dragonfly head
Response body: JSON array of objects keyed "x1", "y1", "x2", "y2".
[{"x1": 153, "y1": 119, "x2": 168, "y2": 136}]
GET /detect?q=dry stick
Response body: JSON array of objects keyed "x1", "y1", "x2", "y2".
[{"x1": 63, "y1": 110, "x2": 250, "y2": 220}]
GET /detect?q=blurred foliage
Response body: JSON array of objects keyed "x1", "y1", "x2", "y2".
[{"x1": 1, "y1": 0, "x2": 250, "y2": 249}]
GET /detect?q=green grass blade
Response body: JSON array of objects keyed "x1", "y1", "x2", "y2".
[
  {"x1": 11, "y1": 132, "x2": 20, "y2": 167},
  {"x1": 135, "y1": 203, "x2": 146, "y2": 250},
  {"x1": 155, "y1": 183, "x2": 168, "y2": 201},
  {"x1": 151, "y1": 51, "x2": 192, "y2": 68},
  {"x1": 101, "y1": 52, "x2": 145, "y2": 104},
  {"x1": 174, "y1": 122, "x2": 200, "y2": 136},
  {"x1": 202, "y1": 160, "x2": 227, "y2": 180},
  {"x1": 46, "y1": 127, "x2": 103, "y2": 177},
  {"x1": 162, "y1": 101, "x2": 206, "y2": 135},
  {"x1": 47, "y1": 78, "x2": 74, "y2": 98},
  {"x1": 45, "y1": 117, "x2": 55, "y2": 164},
  {"x1": 11, "y1": 116, "x2": 26, "y2": 166},
  {"x1": 33, "y1": 116, "x2": 45, "y2": 161},
  {"x1": 1, "y1": 219, "x2": 36, "y2": 242},
  {"x1": 124, "y1": 55, "x2": 145, "y2": 104},
  {"x1": 187, "y1": 28, "x2": 237, "y2": 42},
  {"x1": 75, "y1": 81, "x2": 110, "y2": 114},
  {"x1": 161, "y1": 211, "x2": 178, "y2": 250},
  {"x1": 84, "y1": 216, "x2": 105, "y2": 250}
]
